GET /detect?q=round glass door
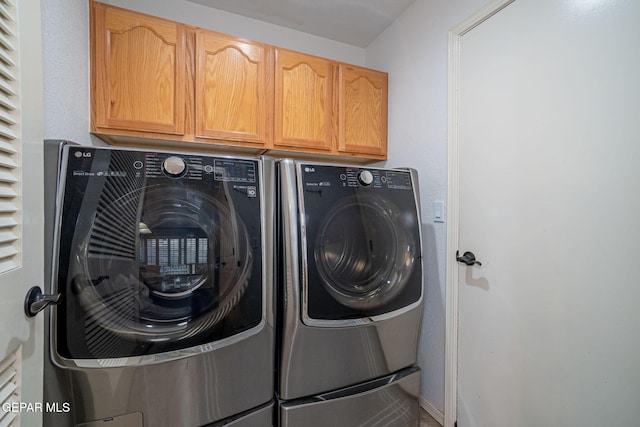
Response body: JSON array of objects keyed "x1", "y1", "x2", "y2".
[
  {"x1": 71, "y1": 184, "x2": 252, "y2": 342},
  {"x1": 313, "y1": 195, "x2": 417, "y2": 310}
]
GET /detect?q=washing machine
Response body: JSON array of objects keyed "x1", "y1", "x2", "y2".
[
  {"x1": 42, "y1": 141, "x2": 275, "y2": 427},
  {"x1": 277, "y1": 159, "x2": 423, "y2": 426}
]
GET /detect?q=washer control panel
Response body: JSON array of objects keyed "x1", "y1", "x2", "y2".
[
  {"x1": 145, "y1": 153, "x2": 202, "y2": 180},
  {"x1": 144, "y1": 153, "x2": 256, "y2": 183},
  {"x1": 66, "y1": 147, "x2": 258, "y2": 184}
]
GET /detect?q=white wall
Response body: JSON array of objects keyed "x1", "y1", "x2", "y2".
[
  {"x1": 41, "y1": 0, "x2": 364, "y2": 145},
  {"x1": 41, "y1": 0, "x2": 92, "y2": 144},
  {"x1": 365, "y1": 0, "x2": 490, "y2": 414}
]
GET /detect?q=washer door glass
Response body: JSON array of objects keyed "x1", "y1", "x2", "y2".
[
  {"x1": 313, "y1": 195, "x2": 416, "y2": 311},
  {"x1": 71, "y1": 184, "x2": 252, "y2": 343}
]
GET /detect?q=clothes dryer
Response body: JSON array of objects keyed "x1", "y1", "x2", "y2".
[
  {"x1": 277, "y1": 159, "x2": 423, "y2": 426},
  {"x1": 43, "y1": 141, "x2": 275, "y2": 427}
]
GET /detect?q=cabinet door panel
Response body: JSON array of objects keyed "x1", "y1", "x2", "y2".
[
  {"x1": 275, "y1": 49, "x2": 333, "y2": 151},
  {"x1": 195, "y1": 31, "x2": 271, "y2": 147},
  {"x1": 338, "y1": 65, "x2": 388, "y2": 157},
  {"x1": 92, "y1": 3, "x2": 186, "y2": 135}
]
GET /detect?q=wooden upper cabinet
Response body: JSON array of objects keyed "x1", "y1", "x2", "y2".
[
  {"x1": 194, "y1": 30, "x2": 272, "y2": 147},
  {"x1": 274, "y1": 49, "x2": 333, "y2": 152},
  {"x1": 90, "y1": 2, "x2": 388, "y2": 160},
  {"x1": 337, "y1": 64, "x2": 388, "y2": 158},
  {"x1": 91, "y1": 2, "x2": 188, "y2": 135}
]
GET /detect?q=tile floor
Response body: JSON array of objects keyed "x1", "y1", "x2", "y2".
[{"x1": 419, "y1": 407, "x2": 442, "y2": 427}]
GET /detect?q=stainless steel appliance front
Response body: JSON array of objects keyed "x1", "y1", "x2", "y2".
[
  {"x1": 277, "y1": 159, "x2": 424, "y2": 405},
  {"x1": 43, "y1": 141, "x2": 274, "y2": 426},
  {"x1": 280, "y1": 367, "x2": 421, "y2": 427}
]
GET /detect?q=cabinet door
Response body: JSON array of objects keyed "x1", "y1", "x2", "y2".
[
  {"x1": 274, "y1": 49, "x2": 333, "y2": 151},
  {"x1": 195, "y1": 30, "x2": 272, "y2": 147},
  {"x1": 337, "y1": 64, "x2": 388, "y2": 158},
  {"x1": 91, "y1": 3, "x2": 187, "y2": 135}
]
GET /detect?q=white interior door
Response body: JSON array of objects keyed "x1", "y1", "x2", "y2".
[
  {"x1": 448, "y1": 0, "x2": 640, "y2": 425},
  {"x1": 0, "y1": 1, "x2": 44, "y2": 426}
]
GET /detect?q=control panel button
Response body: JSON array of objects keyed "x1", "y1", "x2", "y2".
[
  {"x1": 358, "y1": 170, "x2": 374, "y2": 186},
  {"x1": 163, "y1": 156, "x2": 187, "y2": 177}
]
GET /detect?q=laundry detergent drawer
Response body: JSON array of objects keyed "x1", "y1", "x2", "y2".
[{"x1": 280, "y1": 366, "x2": 420, "y2": 427}]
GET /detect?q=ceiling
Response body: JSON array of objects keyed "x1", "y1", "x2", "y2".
[{"x1": 186, "y1": 0, "x2": 416, "y2": 48}]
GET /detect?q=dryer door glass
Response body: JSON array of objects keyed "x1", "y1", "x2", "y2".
[{"x1": 314, "y1": 195, "x2": 415, "y2": 310}]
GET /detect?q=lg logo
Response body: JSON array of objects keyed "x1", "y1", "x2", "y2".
[
  {"x1": 74, "y1": 151, "x2": 92, "y2": 158},
  {"x1": 304, "y1": 167, "x2": 315, "y2": 173}
]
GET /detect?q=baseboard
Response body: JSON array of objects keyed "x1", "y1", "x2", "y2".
[{"x1": 419, "y1": 396, "x2": 444, "y2": 425}]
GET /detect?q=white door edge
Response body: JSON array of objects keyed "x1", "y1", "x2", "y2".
[{"x1": 444, "y1": 1, "x2": 515, "y2": 426}]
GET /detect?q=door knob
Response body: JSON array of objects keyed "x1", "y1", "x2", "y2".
[
  {"x1": 456, "y1": 250, "x2": 482, "y2": 266},
  {"x1": 24, "y1": 286, "x2": 61, "y2": 317}
]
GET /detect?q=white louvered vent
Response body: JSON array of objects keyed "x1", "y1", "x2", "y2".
[
  {"x1": 0, "y1": 347, "x2": 21, "y2": 427},
  {"x1": 0, "y1": 0, "x2": 18, "y2": 274}
]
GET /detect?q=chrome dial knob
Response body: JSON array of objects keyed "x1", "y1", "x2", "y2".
[
  {"x1": 358, "y1": 170, "x2": 374, "y2": 186},
  {"x1": 163, "y1": 156, "x2": 187, "y2": 177}
]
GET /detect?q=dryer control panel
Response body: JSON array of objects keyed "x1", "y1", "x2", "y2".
[
  {"x1": 343, "y1": 168, "x2": 413, "y2": 190},
  {"x1": 303, "y1": 165, "x2": 414, "y2": 190}
]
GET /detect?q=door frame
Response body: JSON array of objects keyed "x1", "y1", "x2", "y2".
[{"x1": 444, "y1": 1, "x2": 515, "y2": 426}]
